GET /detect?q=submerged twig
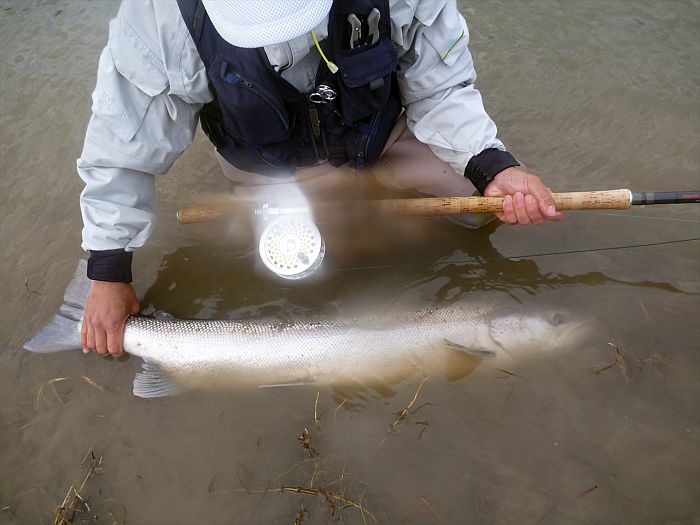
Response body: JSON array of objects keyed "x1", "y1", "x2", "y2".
[
  {"x1": 36, "y1": 378, "x2": 68, "y2": 408},
  {"x1": 593, "y1": 343, "x2": 632, "y2": 385},
  {"x1": 53, "y1": 449, "x2": 103, "y2": 525},
  {"x1": 419, "y1": 497, "x2": 440, "y2": 520},
  {"x1": 297, "y1": 428, "x2": 318, "y2": 459},
  {"x1": 495, "y1": 368, "x2": 523, "y2": 379},
  {"x1": 334, "y1": 398, "x2": 348, "y2": 419},
  {"x1": 577, "y1": 485, "x2": 599, "y2": 498},
  {"x1": 391, "y1": 376, "x2": 430, "y2": 430},
  {"x1": 232, "y1": 395, "x2": 377, "y2": 524},
  {"x1": 293, "y1": 502, "x2": 308, "y2": 525},
  {"x1": 276, "y1": 486, "x2": 377, "y2": 525},
  {"x1": 594, "y1": 344, "x2": 674, "y2": 384},
  {"x1": 82, "y1": 376, "x2": 106, "y2": 393},
  {"x1": 638, "y1": 299, "x2": 650, "y2": 320},
  {"x1": 313, "y1": 392, "x2": 320, "y2": 429},
  {"x1": 640, "y1": 353, "x2": 674, "y2": 381},
  {"x1": 24, "y1": 274, "x2": 43, "y2": 296}
]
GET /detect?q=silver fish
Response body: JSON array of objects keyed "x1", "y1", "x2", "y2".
[{"x1": 24, "y1": 261, "x2": 592, "y2": 398}]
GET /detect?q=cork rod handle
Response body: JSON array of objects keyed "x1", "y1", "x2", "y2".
[{"x1": 176, "y1": 189, "x2": 632, "y2": 224}]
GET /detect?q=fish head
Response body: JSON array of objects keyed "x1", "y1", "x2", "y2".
[{"x1": 488, "y1": 308, "x2": 592, "y2": 355}]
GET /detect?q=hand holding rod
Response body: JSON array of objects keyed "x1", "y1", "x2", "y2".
[{"x1": 176, "y1": 189, "x2": 700, "y2": 224}]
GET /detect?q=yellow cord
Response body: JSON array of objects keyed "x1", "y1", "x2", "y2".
[{"x1": 310, "y1": 30, "x2": 338, "y2": 74}]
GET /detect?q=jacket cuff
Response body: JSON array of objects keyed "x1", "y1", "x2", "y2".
[
  {"x1": 464, "y1": 148, "x2": 520, "y2": 194},
  {"x1": 87, "y1": 249, "x2": 133, "y2": 283}
]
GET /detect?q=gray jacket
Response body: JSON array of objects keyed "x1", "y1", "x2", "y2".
[{"x1": 79, "y1": 0, "x2": 505, "y2": 258}]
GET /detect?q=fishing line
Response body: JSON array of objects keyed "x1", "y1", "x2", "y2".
[
  {"x1": 325, "y1": 237, "x2": 700, "y2": 272},
  {"x1": 589, "y1": 212, "x2": 700, "y2": 223}
]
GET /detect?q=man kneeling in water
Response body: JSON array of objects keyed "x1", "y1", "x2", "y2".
[{"x1": 78, "y1": 0, "x2": 563, "y2": 357}]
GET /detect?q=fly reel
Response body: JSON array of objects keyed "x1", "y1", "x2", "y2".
[{"x1": 258, "y1": 215, "x2": 325, "y2": 279}]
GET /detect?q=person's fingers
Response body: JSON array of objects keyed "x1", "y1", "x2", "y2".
[
  {"x1": 86, "y1": 321, "x2": 96, "y2": 352},
  {"x1": 81, "y1": 318, "x2": 89, "y2": 353},
  {"x1": 106, "y1": 322, "x2": 125, "y2": 357},
  {"x1": 501, "y1": 195, "x2": 517, "y2": 224},
  {"x1": 129, "y1": 301, "x2": 140, "y2": 316},
  {"x1": 94, "y1": 327, "x2": 108, "y2": 355},
  {"x1": 527, "y1": 179, "x2": 559, "y2": 219},
  {"x1": 525, "y1": 194, "x2": 544, "y2": 224},
  {"x1": 512, "y1": 192, "x2": 530, "y2": 224}
]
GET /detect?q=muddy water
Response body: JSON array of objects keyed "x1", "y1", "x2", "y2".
[{"x1": 1, "y1": 1, "x2": 699, "y2": 524}]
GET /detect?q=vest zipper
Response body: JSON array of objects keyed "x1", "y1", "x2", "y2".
[
  {"x1": 223, "y1": 71, "x2": 290, "y2": 130},
  {"x1": 356, "y1": 111, "x2": 381, "y2": 172},
  {"x1": 308, "y1": 107, "x2": 321, "y2": 161}
]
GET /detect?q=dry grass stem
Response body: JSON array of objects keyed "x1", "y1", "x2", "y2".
[
  {"x1": 273, "y1": 458, "x2": 313, "y2": 482},
  {"x1": 593, "y1": 343, "x2": 632, "y2": 385},
  {"x1": 640, "y1": 353, "x2": 674, "y2": 381},
  {"x1": 638, "y1": 299, "x2": 650, "y2": 320},
  {"x1": 53, "y1": 449, "x2": 102, "y2": 525},
  {"x1": 594, "y1": 344, "x2": 673, "y2": 384},
  {"x1": 35, "y1": 378, "x2": 68, "y2": 408},
  {"x1": 391, "y1": 376, "x2": 430, "y2": 430},
  {"x1": 419, "y1": 497, "x2": 440, "y2": 519},
  {"x1": 297, "y1": 428, "x2": 318, "y2": 459},
  {"x1": 577, "y1": 485, "x2": 599, "y2": 498},
  {"x1": 232, "y1": 395, "x2": 377, "y2": 524},
  {"x1": 24, "y1": 274, "x2": 42, "y2": 295},
  {"x1": 334, "y1": 398, "x2": 348, "y2": 419},
  {"x1": 495, "y1": 368, "x2": 522, "y2": 379},
  {"x1": 82, "y1": 376, "x2": 106, "y2": 393},
  {"x1": 293, "y1": 502, "x2": 308, "y2": 525},
  {"x1": 275, "y1": 486, "x2": 378, "y2": 525},
  {"x1": 313, "y1": 391, "x2": 320, "y2": 429}
]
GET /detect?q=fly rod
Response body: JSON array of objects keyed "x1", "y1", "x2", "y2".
[{"x1": 176, "y1": 189, "x2": 700, "y2": 224}]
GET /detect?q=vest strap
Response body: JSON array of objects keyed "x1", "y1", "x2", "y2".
[{"x1": 177, "y1": 0, "x2": 206, "y2": 41}]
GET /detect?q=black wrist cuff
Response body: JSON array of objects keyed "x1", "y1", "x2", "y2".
[
  {"x1": 87, "y1": 249, "x2": 133, "y2": 283},
  {"x1": 464, "y1": 148, "x2": 520, "y2": 194}
]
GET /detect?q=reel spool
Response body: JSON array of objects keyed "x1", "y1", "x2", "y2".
[{"x1": 258, "y1": 215, "x2": 325, "y2": 279}]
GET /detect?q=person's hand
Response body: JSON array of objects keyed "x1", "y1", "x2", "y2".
[
  {"x1": 484, "y1": 167, "x2": 563, "y2": 224},
  {"x1": 81, "y1": 281, "x2": 139, "y2": 357}
]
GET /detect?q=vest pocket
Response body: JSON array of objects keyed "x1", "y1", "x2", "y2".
[
  {"x1": 334, "y1": 38, "x2": 397, "y2": 124},
  {"x1": 213, "y1": 57, "x2": 291, "y2": 145}
]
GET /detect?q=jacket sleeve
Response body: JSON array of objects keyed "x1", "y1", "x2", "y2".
[
  {"x1": 391, "y1": 0, "x2": 519, "y2": 192},
  {"x1": 78, "y1": 0, "x2": 211, "y2": 281}
]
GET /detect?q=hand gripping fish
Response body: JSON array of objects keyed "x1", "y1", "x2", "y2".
[{"x1": 24, "y1": 261, "x2": 592, "y2": 398}]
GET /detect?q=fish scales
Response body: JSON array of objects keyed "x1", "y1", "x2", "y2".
[{"x1": 23, "y1": 261, "x2": 594, "y2": 397}]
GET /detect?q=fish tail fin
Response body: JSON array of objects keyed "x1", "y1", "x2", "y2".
[{"x1": 23, "y1": 259, "x2": 89, "y2": 353}]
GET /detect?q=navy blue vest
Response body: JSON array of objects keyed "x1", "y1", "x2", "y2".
[{"x1": 176, "y1": 0, "x2": 402, "y2": 175}]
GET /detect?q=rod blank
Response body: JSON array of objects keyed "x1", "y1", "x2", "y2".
[{"x1": 632, "y1": 191, "x2": 700, "y2": 205}]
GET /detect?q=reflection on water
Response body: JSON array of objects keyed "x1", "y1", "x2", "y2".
[
  {"x1": 142, "y1": 217, "x2": 695, "y2": 321},
  {"x1": 1, "y1": 0, "x2": 699, "y2": 524}
]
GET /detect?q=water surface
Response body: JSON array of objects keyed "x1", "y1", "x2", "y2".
[{"x1": 1, "y1": 1, "x2": 699, "y2": 523}]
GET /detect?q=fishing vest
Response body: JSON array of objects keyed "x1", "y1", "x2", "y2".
[{"x1": 176, "y1": 0, "x2": 403, "y2": 175}]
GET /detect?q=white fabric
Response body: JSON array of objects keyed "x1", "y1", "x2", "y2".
[{"x1": 201, "y1": 0, "x2": 332, "y2": 47}]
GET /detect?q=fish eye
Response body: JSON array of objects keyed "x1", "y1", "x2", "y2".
[{"x1": 550, "y1": 313, "x2": 565, "y2": 326}]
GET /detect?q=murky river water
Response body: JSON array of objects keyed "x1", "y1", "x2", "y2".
[{"x1": 1, "y1": 1, "x2": 699, "y2": 524}]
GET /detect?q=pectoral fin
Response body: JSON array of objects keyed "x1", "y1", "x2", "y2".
[
  {"x1": 133, "y1": 359, "x2": 183, "y2": 398},
  {"x1": 443, "y1": 339, "x2": 497, "y2": 358}
]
